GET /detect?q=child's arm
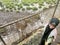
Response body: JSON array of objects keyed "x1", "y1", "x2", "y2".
[{"x1": 45, "y1": 36, "x2": 54, "y2": 45}]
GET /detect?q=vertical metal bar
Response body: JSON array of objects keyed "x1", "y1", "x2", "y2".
[
  {"x1": 0, "y1": 36, "x2": 6, "y2": 45},
  {"x1": 52, "y1": 0, "x2": 60, "y2": 18}
]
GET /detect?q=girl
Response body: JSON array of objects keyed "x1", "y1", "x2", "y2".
[{"x1": 39, "y1": 18, "x2": 59, "y2": 45}]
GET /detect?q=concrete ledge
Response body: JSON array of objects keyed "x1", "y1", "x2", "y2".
[{"x1": 18, "y1": 29, "x2": 42, "y2": 45}]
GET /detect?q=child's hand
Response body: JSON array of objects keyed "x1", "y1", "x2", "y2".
[{"x1": 45, "y1": 36, "x2": 54, "y2": 45}]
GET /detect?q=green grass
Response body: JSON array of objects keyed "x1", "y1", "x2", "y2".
[
  {"x1": 16, "y1": 10, "x2": 20, "y2": 13},
  {"x1": 22, "y1": 0, "x2": 56, "y2": 5},
  {"x1": 26, "y1": 7, "x2": 32, "y2": 10},
  {"x1": 0, "y1": 28, "x2": 6, "y2": 33},
  {"x1": 22, "y1": 8, "x2": 25, "y2": 11},
  {"x1": 32, "y1": 7, "x2": 38, "y2": 11},
  {"x1": 0, "y1": 0, "x2": 57, "y2": 12}
]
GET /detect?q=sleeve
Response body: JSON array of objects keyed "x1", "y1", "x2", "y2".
[
  {"x1": 52, "y1": 29, "x2": 57, "y2": 41},
  {"x1": 54, "y1": 29, "x2": 57, "y2": 41},
  {"x1": 48, "y1": 28, "x2": 57, "y2": 42}
]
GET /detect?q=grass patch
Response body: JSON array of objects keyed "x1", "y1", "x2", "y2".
[
  {"x1": 26, "y1": 7, "x2": 32, "y2": 10},
  {"x1": 0, "y1": 0, "x2": 57, "y2": 11},
  {"x1": 0, "y1": 28, "x2": 6, "y2": 34},
  {"x1": 32, "y1": 7, "x2": 38, "y2": 11},
  {"x1": 22, "y1": 8, "x2": 25, "y2": 11}
]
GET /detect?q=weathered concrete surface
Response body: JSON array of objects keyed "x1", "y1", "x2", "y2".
[
  {"x1": 18, "y1": 28, "x2": 43, "y2": 45},
  {"x1": 0, "y1": 11, "x2": 39, "y2": 26},
  {"x1": 0, "y1": 15, "x2": 44, "y2": 45}
]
